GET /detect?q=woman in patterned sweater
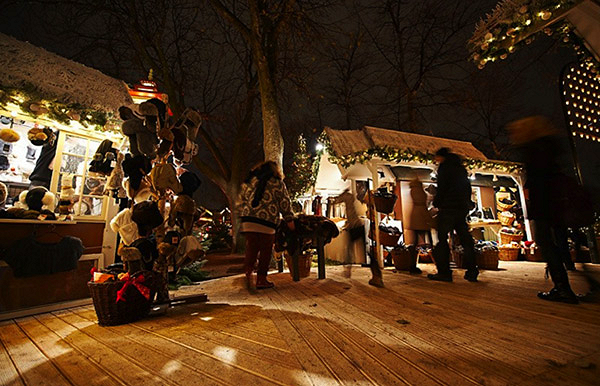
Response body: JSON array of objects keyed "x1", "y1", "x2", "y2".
[{"x1": 238, "y1": 161, "x2": 295, "y2": 289}]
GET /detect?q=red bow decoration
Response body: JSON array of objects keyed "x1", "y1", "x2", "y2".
[
  {"x1": 116, "y1": 273, "x2": 151, "y2": 303},
  {"x1": 90, "y1": 266, "x2": 97, "y2": 279}
]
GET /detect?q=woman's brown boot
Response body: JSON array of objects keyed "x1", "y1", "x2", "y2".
[{"x1": 256, "y1": 275, "x2": 275, "y2": 289}]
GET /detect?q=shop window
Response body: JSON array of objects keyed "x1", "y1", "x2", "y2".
[{"x1": 52, "y1": 133, "x2": 107, "y2": 219}]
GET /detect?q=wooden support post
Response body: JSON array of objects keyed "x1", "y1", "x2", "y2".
[
  {"x1": 292, "y1": 246, "x2": 300, "y2": 282},
  {"x1": 316, "y1": 236, "x2": 326, "y2": 280}
]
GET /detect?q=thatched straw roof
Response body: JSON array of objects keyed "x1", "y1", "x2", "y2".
[
  {"x1": 325, "y1": 126, "x2": 488, "y2": 161},
  {"x1": 0, "y1": 33, "x2": 132, "y2": 112}
]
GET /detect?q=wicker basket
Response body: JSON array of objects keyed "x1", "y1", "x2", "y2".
[
  {"x1": 478, "y1": 250, "x2": 499, "y2": 269},
  {"x1": 373, "y1": 194, "x2": 397, "y2": 213},
  {"x1": 88, "y1": 271, "x2": 156, "y2": 326},
  {"x1": 391, "y1": 248, "x2": 412, "y2": 270},
  {"x1": 524, "y1": 248, "x2": 544, "y2": 262},
  {"x1": 499, "y1": 230, "x2": 523, "y2": 245},
  {"x1": 379, "y1": 231, "x2": 400, "y2": 247},
  {"x1": 498, "y1": 247, "x2": 520, "y2": 261},
  {"x1": 285, "y1": 252, "x2": 312, "y2": 279},
  {"x1": 498, "y1": 211, "x2": 515, "y2": 226},
  {"x1": 496, "y1": 199, "x2": 516, "y2": 211}
]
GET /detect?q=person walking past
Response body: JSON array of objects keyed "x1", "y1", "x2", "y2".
[
  {"x1": 405, "y1": 176, "x2": 433, "y2": 274},
  {"x1": 238, "y1": 161, "x2": 295, "y2": 290},
  {"x1": 507, "y1": 116, "x2": 579, "y2": 303},
  {"x1": 428, "y1": 148, "x2": 479, "y2": 282},
  {"x1": 334, "y1": 189, "x2": 366, "y2": 278}
]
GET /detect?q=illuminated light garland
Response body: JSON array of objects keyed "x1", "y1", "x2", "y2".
[
  {"x1": 468, "y1": 1, "x2": 600, "y2": 75},
  {"x1": 563, "y1": 62, "x2": 600, "y2": 142},
  {"x1": 318, "y1": 132, "x2": 523, "y2": 173},
  {"x1": 0, "y1": 85, "x2": 119, "y2": 133}
]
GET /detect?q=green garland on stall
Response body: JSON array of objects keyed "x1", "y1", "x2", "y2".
[
  {"x1": 0, "y1": 84, "x2": 120, "y2": 133},
  {"x1": 319, "y1": 131, "x2": 523, "y2": 173},
  {"x1": 469, "y1": 0, "x2": 599, "y2": 75}
]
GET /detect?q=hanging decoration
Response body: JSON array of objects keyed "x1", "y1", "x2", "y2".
[
  {"x1": 468, "y1": 0, "x2": 600, "y2": 75},
  {"x1": 0, "y1": 84, "x2": 120, "y2": 134},
  {"x1": 318, "y1": 131, "x2": 523, "y2": 173},
  {"x1": 562, "y1": 62, "x2": 600, "y2": 142}
]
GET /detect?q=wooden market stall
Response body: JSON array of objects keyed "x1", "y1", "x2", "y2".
[
  {"x1": 307, "y1": 126, "x2": 527, "y2": 266},
  {"x1": 0, "y1": 33, "x2": 133, "y2": 318}
]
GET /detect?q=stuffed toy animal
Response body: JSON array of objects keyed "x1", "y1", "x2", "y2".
[
  {"x1": 104, "y1": 152, "x2": 127, "y2": 199},
  {"x1": 150, "y1": 162, "x2": 182, "y2": 196},
  {"x1": 58, "y1": 174, "x2": 76, "y2": 218},
  {"x1": 0, "y1": 128, "x2": 20, "y2": 143},
  {"x1": 118, "y1": 245, "x2": 144, "y2": 273}
]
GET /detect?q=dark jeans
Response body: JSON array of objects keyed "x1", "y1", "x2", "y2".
[
  {"x1": 244, "y1": 232, "x2": 275, "y2": 276},
  {"x1": 533, "y1": 220, "x2": 570, "y2": 287},
  {"x1": 434, "y1": 209, "x2": 476, "y2": 274}
]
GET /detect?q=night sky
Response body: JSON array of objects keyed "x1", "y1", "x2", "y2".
[{"x1": 1, "y1": 0, "x2": 598, "y2": 208}]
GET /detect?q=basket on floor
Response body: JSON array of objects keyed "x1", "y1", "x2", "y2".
[
  {"x1": 477, "y1": 250, "x2": 499, "y2": 270},
  {"x1": 379, "y1": 231, "x2": 400, "y2": 247},
  {"x1": 499, "y1": 230, "x2": 523, "y2": 245},
  {"x1": 373, "y1": 194, "x2": 397, "y2": 213},
  {"x1": 88, "y1": 271, "x2": 157, "y2": 326},
  {"x1": 391, "y1": 248, "x2": 412, "y2": 270},
  {"x1": 524, "y1": 248, "x2": 544, "y2": 262},
  {"x1": 285, "y1": 252, "x2": 312, "y2": 279},
  {"x1": 498, "y1": 247, "x2": 520, "y2": 261},
  {"x1": 498, "y1": 211, "x2": 515, "y2": 226},
  {"x1": 496, "y1": 199, "x2": 515, "y2": 211}
]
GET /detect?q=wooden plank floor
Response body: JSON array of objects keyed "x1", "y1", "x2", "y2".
[{"x1": 1, "y1": 261, "x2": 600, "y2": 386}]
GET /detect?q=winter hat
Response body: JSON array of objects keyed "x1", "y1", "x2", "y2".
[
  {"x1": 0, "y1": 128, "x2": 20, "y2": 143},
  {"x1": 27, "y1": 127, "x2": 55, "y2": 146},
  {"x1": 131, "y1": 200, "x2": 164, "y2": 236},
  {"x1": 138, "y1": 101, "x2": 158, "y2": 117},
  {"x1": 435, "y1": 147, "x2": 450, "y2": 158},
  {"x1": 168, "y1": 194, "x2": 197, "y2": 235},
  {"x1": 122, "y1": 154, "x2": 152, "y2": 191},
  {"x1": 179, "y1": 171, "x2": 201, "y2": 197},
  {"x1": 164, "y1": 230, "x2": 182, "y2": 246},
  {"x1": 25, "y1": 186, "x2": 56, "y2": 212},
  {"x1": 172, "y1": 108, "x2": 202, "y2": 141},
  {"x1": 171, "y1": 128, "x2": 198, "y2": 165},
  {"x1": 176, "y1": 235, "x2": 204, "y2": 268},
  {"x1": 150, "y1": 162, "x2": 183, "y2": 195},
  {"x1": 123, "y1": 177, "x2": 153, "y2": 203},
  {"x1": 89, "y1": 139, "x2": 118, "y2": 176},
  {"x1": 0, "y1": 181, "x2": 7, "y2": 205},
  {"x1": 118, "y1": 246, "x2": 144, "y2": 273},
  {"x1": 130, "y1": 237, "x2": 158, "y2": 270},
  {"x1": 146, "y1": 98, "x2": 167, "y2": 127}
]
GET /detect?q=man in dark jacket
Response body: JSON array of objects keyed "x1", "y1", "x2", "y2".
[{"x1": 428, "y1": 147, "x2": 478, "y2": 282}]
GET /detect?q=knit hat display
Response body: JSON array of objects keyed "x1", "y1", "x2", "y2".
[{"x1": 131, "y1": 200, "x2": 163, "y2": 236}]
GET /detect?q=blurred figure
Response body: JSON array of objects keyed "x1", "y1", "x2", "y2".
[
  {"x1": 405, "y1": 176, "x2": 433, "y2": 274},
  {"x1": 334, "y1": 189, "x2": 366, "y2": 278},
  {"x1": 507, "y1": 116, "x2": 578, "y2": 304},
  {"x1": 428, "y1": 147, "x2": 478, "y2": 282},
  {"x1": 238, "y1": 161, "x2": 295, "y2": 290}
]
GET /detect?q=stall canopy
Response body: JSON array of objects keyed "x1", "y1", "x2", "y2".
[{"x1": 0, "y1": 33, "x2": 133, "y2": 113}]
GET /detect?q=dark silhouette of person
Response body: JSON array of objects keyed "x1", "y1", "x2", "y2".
[
  {"x1": 428, "y1": 147, "x2": 479, "y2": 282},
  {"x1": 507, "y1": 116, "x2": 578, "y2": 304}
]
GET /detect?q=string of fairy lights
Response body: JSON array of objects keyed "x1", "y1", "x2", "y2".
[{"x1": 563, "y1": 62, "x2": 600, "y2": 142}]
